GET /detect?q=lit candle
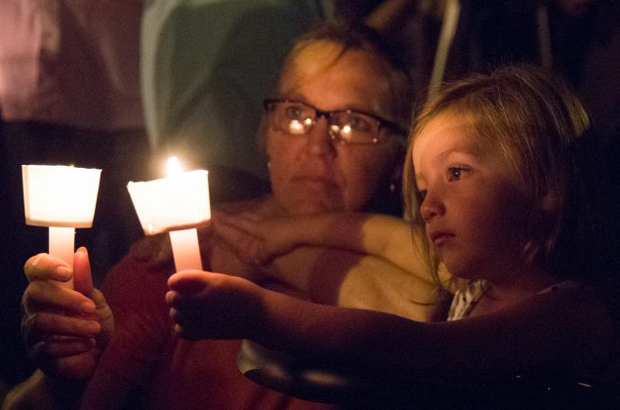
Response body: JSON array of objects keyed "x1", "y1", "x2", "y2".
[
  {"x1": 127, "y1": 157, "x2": 210, "y2": 271},
  {"x1": 22, "y1": 165, "x2": 102, "y2": 288}
]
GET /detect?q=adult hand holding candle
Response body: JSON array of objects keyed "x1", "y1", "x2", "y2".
[
  {"x1": 22, "y1": 165, "x2": 102, "y2": 288},
  {"x1": 127, "y1": 157, "x2": 211, "y2": 272}
]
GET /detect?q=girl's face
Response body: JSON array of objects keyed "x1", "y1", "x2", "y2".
[{"x1": 412, "y1": 113, "x2": 529, "y2": 281}]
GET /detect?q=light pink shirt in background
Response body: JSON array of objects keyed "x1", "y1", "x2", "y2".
[{"x1": 0, "y1": 0, "x2": 143, "y2": 130}]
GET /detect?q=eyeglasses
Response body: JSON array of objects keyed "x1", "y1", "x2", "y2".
[{"x1": 263, "y1": 98, "x2": 406, "y2": 145}]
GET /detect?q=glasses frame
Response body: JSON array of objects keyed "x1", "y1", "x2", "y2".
[{"x1": 263, "y1": 98, "x2": 406, "y2": 145}]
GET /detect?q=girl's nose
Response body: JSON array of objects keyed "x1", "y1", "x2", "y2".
[
  {"x1": 304, "y1": 117, "x2": 336, "y2": 158},
  {"x1": 420, "y1": 189, "x2": 444, "y2": 222}
]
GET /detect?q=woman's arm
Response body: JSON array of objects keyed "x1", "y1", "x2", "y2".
[
  {"x1": 215, "y1": 212, "x2": 439, "y2": 285},
  {"x1": 129, "y1": 206, "x2": 449, "y2": 323},
  {"x1": 265, "y1": 246, "x2": 448, "y2": 321}
]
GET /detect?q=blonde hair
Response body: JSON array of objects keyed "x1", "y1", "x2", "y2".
[
  {"x1": 276, "y1": 22, "x2": 413, "y2": 132},
  {"x1": 404, "y1": 64, "x2": 590, "y2": 282},
  {"x1": 259, "y1": 22, "x2": 414, "y2": 216}
]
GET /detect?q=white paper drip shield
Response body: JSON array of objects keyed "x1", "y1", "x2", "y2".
[
  {"x1": 127, "y1": 170, "x2": 211, "y2": 235},
  {"x1": 22, "y1": 165, "x2": 101, "y2": 228}
]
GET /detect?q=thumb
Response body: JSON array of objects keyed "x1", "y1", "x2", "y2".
[
  {"x1": 73, "y1": 247, "x2": 94, "y2": 297},
  {"x1": 168, "y1": 270, "x2": 209, "y2": 294}
]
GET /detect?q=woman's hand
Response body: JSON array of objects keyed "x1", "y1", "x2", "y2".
[
  {"x1": 130, "y1": 232, "x2": 172, "y2": 266},
  {"x1": 21, "y1": 248, "x2": 114, "y2": 380},
  {"x1": 131, "y1": 223, "x2": 214, "y2": 269},
  {"x1": 213, "y1": 211, "x2": 299, "y2": 266},
  {"x1": 166, "y1": 270, "x2": 263, "y2": 341}
]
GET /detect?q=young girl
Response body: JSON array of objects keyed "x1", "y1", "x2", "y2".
[{"x1": 166, "y1": 65, "x2": 619, "y2": 400}]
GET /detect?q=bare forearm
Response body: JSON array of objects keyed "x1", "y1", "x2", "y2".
[
  {"x1": 249, "y1": 287, "x2": 616, "y2": 383},
  {"x1": 250, "y1": 289, "x2": 444, "y2": 373},
  {"x1": 269, "y1": 245, "x2": 448, "y2": 321},
  {"x1": 284, "y1": 213, "x2": 368, "y2": 251},
  {"x1": 267, "y1": 244, "x2": 440, "y2": 310},
  {"x1": 289, "y1": 213, "x2": 422, "y2": 274},
  {"x1": 336, "y1": 255, "x2": 449, "y2": 321}
]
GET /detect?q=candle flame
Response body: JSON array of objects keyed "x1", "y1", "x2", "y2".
[{"x1": 166, "y1": 156, "x2": 183, "y2": 177}]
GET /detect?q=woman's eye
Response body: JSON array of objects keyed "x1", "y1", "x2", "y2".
[
  {"x1": 349, "y1": 115, "x2": 371, "y2": 131},
  {"x1": 284, "y1": 105, "x2": 305, "y2": 120}
]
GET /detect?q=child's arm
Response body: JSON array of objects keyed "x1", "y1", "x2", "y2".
[{"x1": 168, "y1": 270, "x2": 616, "y2": 383}]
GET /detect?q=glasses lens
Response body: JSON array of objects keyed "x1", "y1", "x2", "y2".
[
  {"x1": 331, "y1": 111, "x2": 382, "y2": 144},
  {"x1": 266, "y1": 100, "x2": 395, "y2": 145},
  {"x1": 270, "y1": 101, "x2": 314, "y2": 135}
]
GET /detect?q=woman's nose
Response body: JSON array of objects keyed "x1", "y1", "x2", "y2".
[{"x1": 304, "y1": 117, "x2": 336, "y2": 157}]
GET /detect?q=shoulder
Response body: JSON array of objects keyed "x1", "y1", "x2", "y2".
[
  {"x1": 534, "y1": 280, "x2": 612, "y2": 319},
  {"x1": 524, "y1": 280, "x2": 614, "y2": 329},
  {"x1": 515, "y1": 281, "x2": 619, "y2": 375},
  {"x1": 538, "y1": 280, "x2": 582, "y2": 294},
  {"x1": 448, "y1": 280, "x2": 620, "y2": 377}
]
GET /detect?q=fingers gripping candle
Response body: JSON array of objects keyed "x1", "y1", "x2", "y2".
[
  {"x1": 127, "y1": 157, "x2": 210, "y2": 272},
  {"x1": 22, "y1": 165, "x2": 102, "y2": 288}
]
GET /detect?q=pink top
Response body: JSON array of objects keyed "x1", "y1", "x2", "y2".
[{"x1": 98, "y1": 250, "x2": 330, "y2": 409}]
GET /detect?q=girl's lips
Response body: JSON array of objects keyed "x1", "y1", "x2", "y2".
[{"x1": 429, "y1": 231, "x2": 454, "y2": 247}]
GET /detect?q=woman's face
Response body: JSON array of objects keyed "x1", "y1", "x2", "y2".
[{"x1": 266, "y1": 42, "x2": 402, "y2": 215}]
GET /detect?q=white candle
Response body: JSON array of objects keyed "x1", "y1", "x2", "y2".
[
  {"x1": 169, "y1": 229, "x2": 202, "y2": 271},
  {"x1": 49, "y1": 227, "x2": 76, "y2": 268},
  {"x1": 127, "y1": 157, "x2": 210, "y2": 271},
  {"x1": 22, "y1": 165, "x2": 102, "y2": 288}
]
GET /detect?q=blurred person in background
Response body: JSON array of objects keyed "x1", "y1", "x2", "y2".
[{"x1": 0, "y1": 0, "x2": 148, "y2": 392}]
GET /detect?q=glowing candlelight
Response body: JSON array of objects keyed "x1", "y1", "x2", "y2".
[
  {"x1": 127, "y1": 157, "x2": 210, "y2": 271},
  {"x1": 22, "y1": 165, "x2": 102, "y2": 287}
]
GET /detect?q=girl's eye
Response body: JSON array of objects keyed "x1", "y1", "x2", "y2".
[
  {"x1": 447, "y1": 167, "x2": 468, "y2": 182},
  {"x1": 417, "y1": 189, "x2": 427, "y2": 202}
]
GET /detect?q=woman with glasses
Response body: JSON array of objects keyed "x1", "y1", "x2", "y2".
[{"x1": 8, "y1": 23, "x2": 448, "y2": 409}]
